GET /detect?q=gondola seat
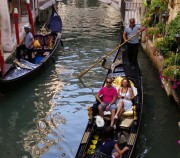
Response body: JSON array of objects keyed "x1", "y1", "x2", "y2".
[
  {"x1": 33, "y1": 33, "x2": 57, "y2": 52},
  {"x1": 44, "y1": 33, "x2": 57, "y2": 51},
  {"x1": 33, "y1": 35, "x2": 44, "y2": 52}
]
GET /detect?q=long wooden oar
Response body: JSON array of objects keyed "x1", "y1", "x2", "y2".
[{"x1": 77, "y1": 31, "x2": 141, "y2": 78}]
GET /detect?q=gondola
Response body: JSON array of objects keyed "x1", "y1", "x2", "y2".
[
  {"x1": 75, "y1": 44, "x2": 143, "y2": 158},
  {"x1": 0, "y1": 7, "x2": 62, "y2": 92}
]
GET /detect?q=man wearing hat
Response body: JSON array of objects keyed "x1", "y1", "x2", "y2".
[{"x1": 24, "y1": 26, "x2": 34, "y2": 63}]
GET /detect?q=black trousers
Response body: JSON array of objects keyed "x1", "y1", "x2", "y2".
[
  {"x1": 16, "y1": 44, "x2": 34, "y2": 63},
  {"x1": 27, "y1": 48, "x2": 34, "y2": 63},
  {"x1": 127, "y1": 43, "x2": 139, "y2": 65},
  {"x1": 16, "y1": 44, "x2": 26, "y2": 61}
]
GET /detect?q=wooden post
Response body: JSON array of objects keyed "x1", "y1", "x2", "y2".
[
  {"x1": 26, "y1": 0, "x2": 35, "y2": 35},
  {"x1": 13, "y1": 8, "x2": 20, "y2": 45}
]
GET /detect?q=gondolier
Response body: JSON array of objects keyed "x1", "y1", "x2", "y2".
[
  {"x1": 24, "y1": 26, "x2": 34, "y2": 63},
  {"x1": 123, "y1": 18, "x2": 142, "y2": 70}
]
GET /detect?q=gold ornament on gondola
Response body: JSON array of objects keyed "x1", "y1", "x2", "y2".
[{"x1": 87, "y1": 106, "x2": 93, "y2": 120}]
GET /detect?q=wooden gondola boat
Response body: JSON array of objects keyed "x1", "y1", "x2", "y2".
[
  {"x1": 0, "y1": 7, "x2": 62, "y2": 92},
  {"x1": 76, "y1": 45, "x2": 143, "y2": 158}
]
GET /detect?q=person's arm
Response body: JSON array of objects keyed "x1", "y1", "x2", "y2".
[
  {"x1": 128, "y1": 88, "x2": 135, "y2": 100},
  {"x1": 96, "y1": 93, "x2": 103, "y2": 104},
  {"x1": 96, "y1": 88, "x2": 104, "y2": 104},
  {"x1": 117, "y1": 87, "x2": 121, "y2": 99},
  {"x1": 114, "y1": 143, "x2": 129, "y2": 155},
  {"x1": 123, "y1": 31, "x2": 128, "y2": 42},
  {"x1": 27, "y1": 33, "x2": 34, "y2": 48},
  {"x1": 138, "y1": 25, "x2": 146, "y2": 33}
]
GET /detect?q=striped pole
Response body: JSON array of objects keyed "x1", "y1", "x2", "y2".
[
  {"x1": 26, "y1": 0, "x2": 35, "y2": 35},
  {"x1": 13, "y1": 8, "x2": 20, "y2": 45}
]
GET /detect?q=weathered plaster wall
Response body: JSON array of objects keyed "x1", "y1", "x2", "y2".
[{"x1": 168, "y1": 0, "x2": 180, "y2": 22}]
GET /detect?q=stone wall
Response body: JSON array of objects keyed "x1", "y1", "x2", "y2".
[{"x1": 168, "y1": 0, "x2": 180, "y2": 22}]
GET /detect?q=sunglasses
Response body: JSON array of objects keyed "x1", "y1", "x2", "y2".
[{"x1": 106, "y1": 81, "x2": 112, "y2": 83}]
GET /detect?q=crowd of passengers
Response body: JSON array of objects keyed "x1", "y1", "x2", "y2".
[
  {"x1": 95, "y1": 77, "x2": 134, "y2": 157},
  {"x1": 96, "y1": 77, "x2": 135, "y2": 129}
]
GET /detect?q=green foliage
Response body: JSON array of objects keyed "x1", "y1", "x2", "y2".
[
  {"x1": 167, "y1": 12, "x2": 180, "y2": 37},
  {"x1": 162, "y1": 53, "x2": 180, "y2": 80},
  {"x1": 164, "y1": 52, "x2": 180, "y2": 66},
  {"x1": 154, "y1": 37, "x2": 175, "y2": 56},
  {"x1": 150, "y1": 0, "x2": 168, "y2": 13},
  {"x1": 147, "y1": 27, "x2": 160, "y2": 36},
  {"x1": 163, "y1": 66, "x2": 180, "y2": 79},
  {"x1": 155, "y1": 23, "x2": 164, "y2": 34}
]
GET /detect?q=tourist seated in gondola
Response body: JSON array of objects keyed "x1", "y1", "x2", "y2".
[
  {"x1": 98, "y1": 126, "x2": 129, "y2": 158},
  {"x1": 96, "y1": 78, "x2": 118, "y2": 128},
  {"x1": 114, "y1": 77, "x2": 135, "y2": 119}
]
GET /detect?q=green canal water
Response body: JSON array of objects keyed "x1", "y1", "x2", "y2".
[{"x1": 0, "y1": 1, "x2": 180, "y2": 158}]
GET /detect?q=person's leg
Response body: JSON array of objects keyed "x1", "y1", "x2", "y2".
[
  {"x1": 127, "y1": 43, "x2": 133, "y2": 64},
  {"x1": 110, "y1": 105, "x2": 117, "y2": 127},
  {"x1": 16, "y1": 45, "x2": 26, "y2": 61},
  {"x1": 115, "y1": 100, "x2": 124, "y2": 118},
  {"x1": 132, "y1": 43, "x2": 139, "y2": 66},
  {"x1": 27, "y1": 48, "x2": 34, "y2": 63},
  {"x1": 110, "y1": 109, "x2": 116, "y2": 126},
  {"x1": 98, "y1": 103, "x2": 106, "y2": 118}
]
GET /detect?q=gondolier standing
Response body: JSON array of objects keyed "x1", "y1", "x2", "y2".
[
  {"x1": 123, "y1": 18, "x2": 142, "y2": 70},
  {"x1": 24, "y1": 26, "x2": 34, "y2": 63}
]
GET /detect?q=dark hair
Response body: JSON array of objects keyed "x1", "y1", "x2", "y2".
[
  {"x1": 106, "y1": 78, "x2": 112, "y2": 82},
  {"x1": 121, "y1": 77, "x2": 131, "y2": 88},
  {"x1": 102, "y1": 126, "x2": 114, "y2": 140}
]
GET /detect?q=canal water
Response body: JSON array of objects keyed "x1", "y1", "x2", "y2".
[{"x1": 0, "y1": 0, "x2": 180, "y2": 158}]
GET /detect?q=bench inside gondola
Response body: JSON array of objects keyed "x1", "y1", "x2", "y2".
[{"x1": 33, "y1": 33, "x2": 57, "y2": 52}]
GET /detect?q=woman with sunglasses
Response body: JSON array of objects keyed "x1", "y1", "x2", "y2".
[{"x1": 114, "y1": 77, "x2": 135, "y2": 119}]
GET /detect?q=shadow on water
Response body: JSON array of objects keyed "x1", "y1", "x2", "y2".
[{"x1": 133, "y1": 46, "x2": 180, "y2": 158}]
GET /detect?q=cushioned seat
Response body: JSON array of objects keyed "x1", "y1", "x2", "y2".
[{"x1": 119, "y1": 118, "x2": 134, "y2": 129}]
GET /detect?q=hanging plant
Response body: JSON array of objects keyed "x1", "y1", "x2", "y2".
[
  {"x1": 149, "y1": 0, "x2": 168, "y2": 13},
  {"x1": 160, "y1": 53, "x2": 180, "y2": 89},
  {"x1": 147, "y1": 27, "x2": 160, "y2": 36},
  {"x1": 154, "y1": 36, "x2": 175, "y2": 56}
]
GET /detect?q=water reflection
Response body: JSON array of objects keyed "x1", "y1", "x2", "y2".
[{"x1": 21, "y1": 1, "x2": 121, "y2": 157}]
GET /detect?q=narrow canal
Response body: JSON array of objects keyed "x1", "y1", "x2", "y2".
[{"x1": 0, "y1": 1, "x2": 180, "y2": 158}]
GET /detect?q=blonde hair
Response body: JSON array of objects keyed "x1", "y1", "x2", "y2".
[{"x1": 121, "y1": 77, "x2": 131, "y2": 88}]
